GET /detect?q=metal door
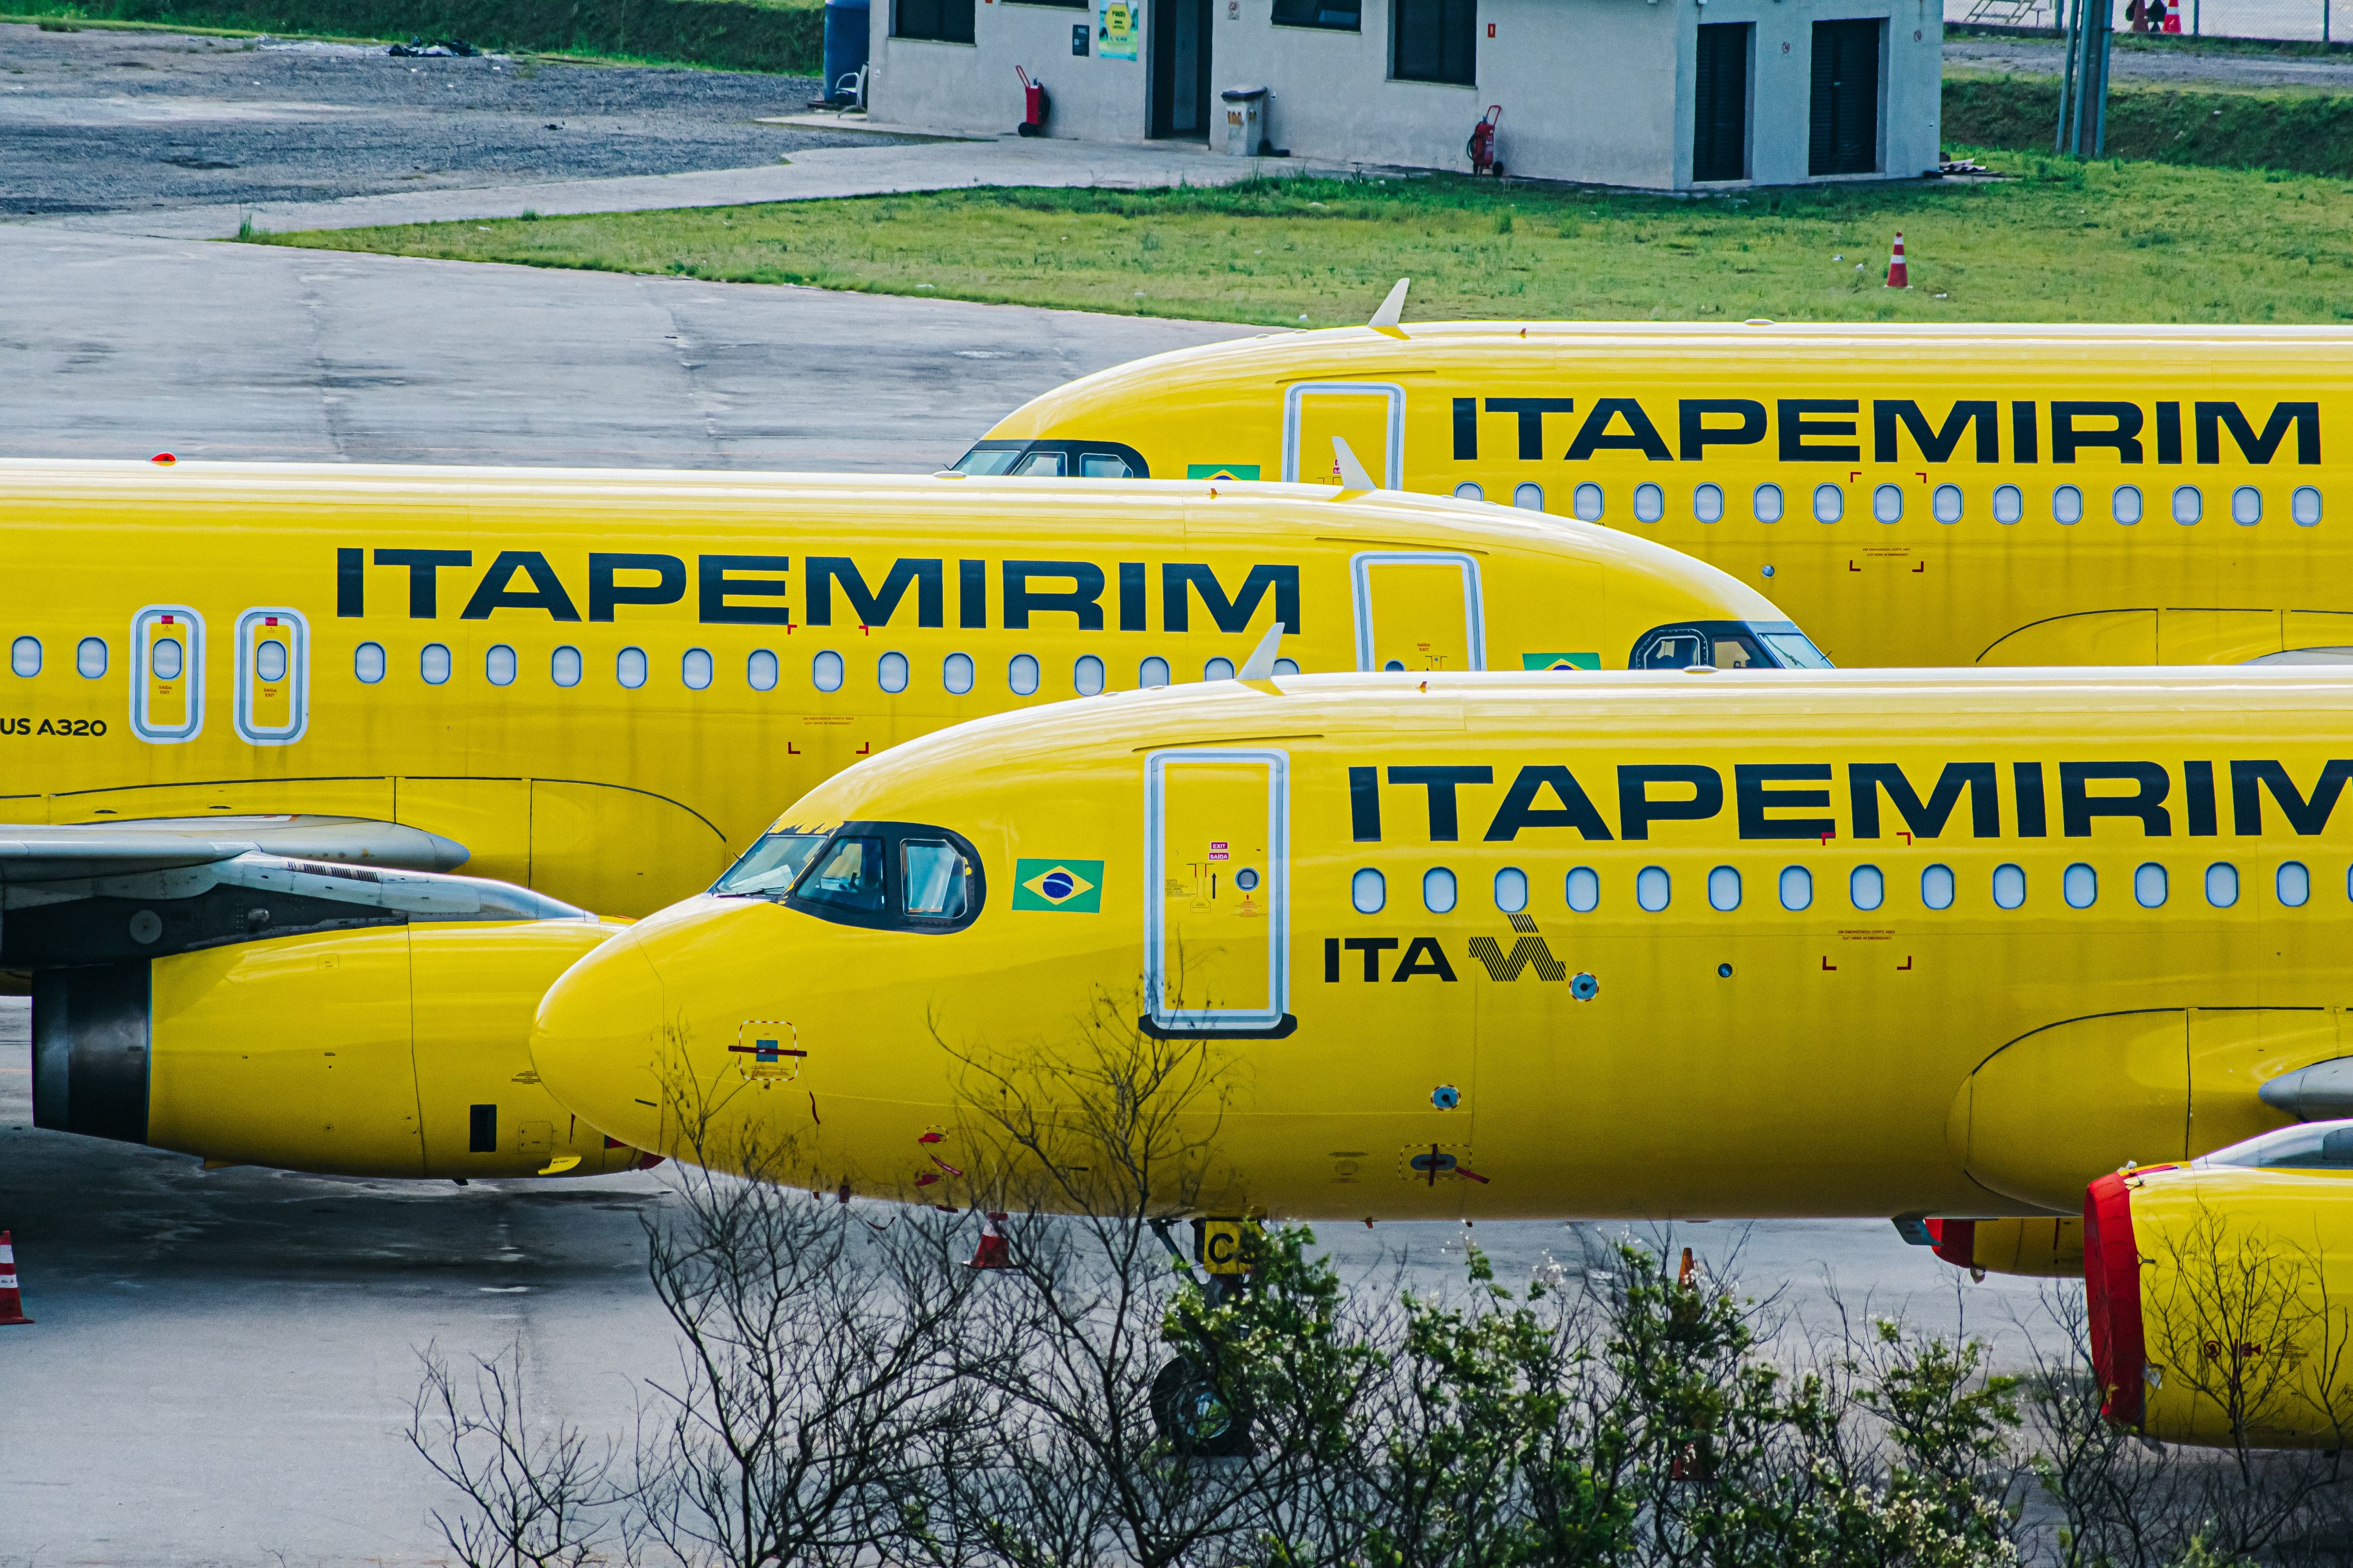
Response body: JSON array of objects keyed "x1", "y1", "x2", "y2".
[
  {"x1": 234, "y1": 608, "x2": 309, "y2": 746},
  {"x1": 1351, "y1": 552, "x2": 1486, "y2": 673},
  {"x1": 128, "y1": 605, "x2": 204, "y2": 743},
  {"x1": 1145, "y1": 748, "x2": 1289, "y2": 1035},
  {"x1": 1282, "y1": 381, "x2": 1406, "y2": 489}
]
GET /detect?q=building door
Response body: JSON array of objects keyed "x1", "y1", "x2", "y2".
[
  {"x1": 1282, "y1": 381, "x2": 1406, "y2": 489},
  {"x1": 1692, "y1": 23, "x2": 1750, "y2": 181},
  {"x1": 1150, "y1": 0, "x2": 1212, "y2": 140},
  {"x1": 1145, "y1": 749, "x2": 1291, "y2": 1035},
  {"x1": 1351, "y1": 552, "x2": 1487, "y2": 673},
  {"x1": 1809, "y1": 19, "x2": 1882, "y2": 175}
]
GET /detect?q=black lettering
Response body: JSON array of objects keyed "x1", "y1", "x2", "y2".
[
  {"x1": 1871, "y1": 400, "x2": 1998, "y2": 464},
  {"x1": 1392, "y1": 938, "x2": 1456, "y2": 982},
  {"x1": 2230, "y1": 760, "x2": 2353, "y2": 835},
  {"x1": 1453, "y1": 396, "x2": 1479, "y2": 460},
  {"x1": 1565, "y1": 398, "x2": 1672, "y2": 461},
  {"x1": 2186, "y1": 760, "x2": 2218, "y2": 837},
  {"x1": 2196, "y1": 402, "x2": 2321, "y2": 466},
  {"x1": 588, "y1": 553, "x2": 687, "y2": 622},
  {"x1": 698, "y1": 555, "x2": 793, "y2": 626},
  {"x1": 1678, "y1": 399, "x2": 1768, "y2": 461},
  {"x1": 1735, "y1": 763, "x2": 1834, "y2": 840},
  {"x1": 1389, "y1": 765, "x2": 1491, "y2": 841},
  {"x1": 1160, "y1": 563, "x2": 1300, "y2": 634},
  {"x1": 336, "y1": 547, "x2": 363, "y2": 617},
  {"x1": 1118, "y1": 562, "x2": 1147, "y2": 632},
  {"x1": 1486, "y1": 396, "x2": 1576, "y2": 460},
  {"x1": 1344, "y1": 936, "x2": 1399, "y2": 982},
  {"x1": 1349, "y1": 766, "x2": 1381, "y2": 842},
  {"x1": 806, "y1": 558, "x2": 943, "y2": 629},
  {"x1": 1617, "y1": 764, "x2": 1724, "y2": 840},
  {"x1": 373, "y1": 548, "x2": 473, "y2": 619},
  {"x1": 2060, "y1": 762, "x2": 2172, "y2": 837},
  {"x1": 1777, "y1": 399, "x2": 1861, "y2": 463},
  {"x1": 1467, "y1": 935, "x2": 1567, "y2": 982},
  {"x1": 2011, "y1": 400, "x2": 2040, "y2": 464},
  {"x1": 2156, "y1": 402, "x2": 2183, "y2": 466},
  {"x1": 1324, "y1": 936, "x2": 1340, "y2": 983},
  {"x1": 1482, "y1": 765, "x2": 1614, "y2": 841},
  {"x1": 2051, "y1": 402, "x2": 2145, "y2": 465},
  {"x1": 1849, "y1": 762, "x2": 2001, "y2": 840},
  {"x1": 461, "y1": 550, "x2": 581, "y2": 621},
  {"x1": 2015, "y1": 761, "x2": 2048, "y2": 837},
  {"x1": 959, "y1": 559, "x2": 987, "y2": 630},
  {"x1": 1003, "y1": 560, "x2": 1105, "y2": 630}
]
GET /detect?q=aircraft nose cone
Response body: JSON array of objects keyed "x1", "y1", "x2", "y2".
[{"x1": 532, "y1": 927, "x2": 670, "y2": 1154}]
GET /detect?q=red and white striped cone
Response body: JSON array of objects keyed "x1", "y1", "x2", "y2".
[
  {"x1": 965, "y1": 1211, "x2": 1011, "y2": 1271},
  {"x1": 1886, "y1": 232, "x2": 1910, "y2": 289},
  {"x1": 0, "y1": 1231, "x2": 32, "y2": 1326}
]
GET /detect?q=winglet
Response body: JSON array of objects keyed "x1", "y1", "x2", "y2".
[
  {"x1": 1238, "y1": 621, "x2": 1285, "y2": 681},
  {"x1": 1368, "y1": 277, "x2": 1410, "y2": 331},
  {"x1": 1331, "y1": 436, "x2": 1379, "y2": 494}
]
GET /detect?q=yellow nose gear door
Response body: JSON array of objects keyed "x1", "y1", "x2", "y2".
[
  {"x1": 129, "y1": 604, "x2": 205, "y2": 743},
  {"x1": 1351, "y1": 552, "x2": 1486, "y2": 674},
  {"x1": 1145, "y1": 748, "x2": 1291, "y2": 1036},
  {"x1": 234, "y1": 607, "x2": 310, "y2": 746},
  {"x1": 1282, "y1": 381, "x2": 1404, "y2": 489}
]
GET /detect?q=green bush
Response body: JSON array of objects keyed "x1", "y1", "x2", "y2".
[{"x1": 1943, "y1": 76, "x2": 2353, "y2": 180}]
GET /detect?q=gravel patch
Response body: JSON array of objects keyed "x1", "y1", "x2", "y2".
[{"x1": 1945, "y1": 33, "x2": 2353, "y2": 89}]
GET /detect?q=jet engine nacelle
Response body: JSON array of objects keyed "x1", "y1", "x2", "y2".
[
  {"x1": 34, "y1": 918, "x2": 647, "y2": 1180},
  {"x1": 1925, "y1": 1216, "x2": 2083, "y2": 1279}
]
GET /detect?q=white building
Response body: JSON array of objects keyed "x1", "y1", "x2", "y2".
[{"x1": 869, "y1": 0, "x2": 1943, "y2": 190}]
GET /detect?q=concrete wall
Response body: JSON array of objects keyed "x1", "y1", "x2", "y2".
[{"x1": 869, "y1": 0, "x2": 1942, "y2": 189}]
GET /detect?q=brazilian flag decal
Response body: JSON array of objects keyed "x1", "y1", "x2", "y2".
[
  {"x1": 1523, "y1": 651, "x2": 1601, "y2": 671},
  {"x1": 1012, "y1": 859, "x2": 1105, "y2": 912},
  {"x1": 1187, "y1": 463, "x2": 1262, "y2": 480}
]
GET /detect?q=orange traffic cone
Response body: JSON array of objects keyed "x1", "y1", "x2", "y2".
[
  {"x1": 1886, "y1": 232, "x2": 1909, "y2": 289},
  {"x1": 965, "y1": 1211, "x2": 1011, "y2": 1271},
  {"x1": 0, "y1": 1231, "x2": 32, "y2": 1325}
]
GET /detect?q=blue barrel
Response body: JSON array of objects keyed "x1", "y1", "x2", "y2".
[{"x1": 823, "y1": 0, "x2": 870, "y2": 100}]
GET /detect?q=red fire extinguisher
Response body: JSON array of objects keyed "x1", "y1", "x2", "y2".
[
  {"x1": 1467, "y1": 104, "x2": 1503, "y2": 176},
  {"x1": 1016, "y1": 66, "x2": 1049, "y2": 136}
]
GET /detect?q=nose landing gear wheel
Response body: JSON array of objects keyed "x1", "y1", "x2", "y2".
[{"x1": 1149, "y1": 1358, "x2": 1251, "y2": 1457}]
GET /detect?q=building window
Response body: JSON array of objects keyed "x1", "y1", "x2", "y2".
[
  {"x1": 894, "y1": 0, "x2": 974, "y2": 41},
  {"x1": 1808, "y1": 18, "x2": 1882, "y2": 176},
  {"x1": 1273, "y1": 0, "x2": 1361, "y2": 29},
  {"x1": 1692, "y1": 22, "x2": 1750, "y2": 182},
  {"x1": 1392, "y1": 0, "x2": 1475, "y2": 85}
]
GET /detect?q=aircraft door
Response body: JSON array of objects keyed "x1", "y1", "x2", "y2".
[
  {"x1": 1282, "y1": 381, "x2": 1405, "y2": 489},
  {"x1": 1351, "y1": 551, "x2": 1486, "y2": 673},
  {"x1": 129, "y1": 605, "x2": 205, "y2": 743},
  {"x1": 233, "y1": 608, "x2": 310, "y2": 746},
  {"x1": 1145, "y1": 748, "x2": 1290, "y2": 1035}
]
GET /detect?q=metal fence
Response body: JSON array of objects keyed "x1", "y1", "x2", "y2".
[{"x1": 1947, "y1": 0, "x2": 2343, "y2": 43}]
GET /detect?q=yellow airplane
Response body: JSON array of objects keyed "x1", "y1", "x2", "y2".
[
  {"x1": 958, "y1": 307, "x2": 2348, "y2": 669},
  {"x1": 2, "y1": 457, "x2": 1799, "y2": 1181}
]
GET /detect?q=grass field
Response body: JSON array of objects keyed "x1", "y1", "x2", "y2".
[{"x1": 248, "y1": 155, "x2": 2353, "y2": 327}]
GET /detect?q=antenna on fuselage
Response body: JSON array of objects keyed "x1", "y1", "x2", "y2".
[
  {"x1": 1368, "y1": 277, "x2": 1410, "y2": 331},
  {"x1": 1330, "y1": 436, "x2": 1379, "y2": 495},
  {"x1": 1237, "y1": 621, "x2": 1285, "y2": 681}
]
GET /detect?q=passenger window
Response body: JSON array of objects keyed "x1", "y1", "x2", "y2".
[
  {"x1": 2064, "y1": 863, "x2": 2097, "y2": 908},
  {"x1": 878, "y1": 651, "x2": 909, "y2": 694},
  {"x1": 75, "y1": 637, "x2": 106, "y2": 678},
  {"x1": 943, "y1": 653, "x2": 974, "y2": 695},
  {"x1": 2054, "y1": 485, "x2": 2083, "y2": 525},
  {"x1": 1514, "y1": 483, "x2": 1545, "y2": 512},
  {"x1": 1454, "y1": 482, "x2": 1484, "y2": 502},
  {"x1": 2233, "y1": 486, "x2": 2261, "y2": 525},
  {"x1": 1634, "y1": 483, "x2": 1665, "y2": 523},
  {"x1": 2294, "y1": 486, "x2": 2322, "y2": 526},
  {"x1": 2135, "y1": 862, "x2": 2167, "y2": 907},
  {"x1": 9, "y1": 636, "x2": 37, "y2": 677},
  {"x1": 1753, "y1": 483, "x2": 1783, "y2": 523},
  {"x1": 2173, "y1": 485, "x2": 2202, "y2": 525},
  {"x1": 1566, "y1": 866, "x2": 1600, "y2": 913},
  {"x1": 747, "y1": 649, "x2": 778, "y2": 692},
  {"x1": 1139, "y1": 656, "x2": 1170, "y2": 688},
  {"x1": 1010, "y1": 654, "x2": 1040, "y2": 696},
  {"x1": 1423, "y1": 867, "x2": 1457, "y2": 913},
  {"x1": 1573, "y1": 483, "x2": 1604, "y2": 521},
  {"x1": 1204, "y1": 657, "x2": 1236, "y2": 681},
  {"x1": 1850, "y1": 865, "x2": 1883, "y2": 911},
  {"x1": 813, "y1": 650, "x2": 844, "y2": 693},
  {"x1": 1779, "y1": 865, "x2": 1811, "y2": 910},
  {"x1": 2279, "y1": 861, "x2": 2310, "y2": 907},
  {"x1": 1011, "y1": 450, "x2": 1068, "y2": 476},
  {"x1": 1075, "y1": 655, "x2": 1105, "y2": 696},
  {"x1": 1813, "y1": 484, "x2": 1843, "y2": 523},
  {"x1": 421, "y1": 643, "x2": 451, "y2": 685},
  {"x1": 1274, "y1": 658, "x2": 1300, "y2": 676},
  {"x1": 2112, "y1": 485, "x2": 2142, "y2": 525},
  {"x1": 1635, "y1": 866, "x2": 1670, "y2": 911},
  {"x1": 1493, "y1": 867, "x2": 1528, "y2": 913},
  {"x1": 1993, "y1": 484, "x2": 2023, "y2": 525},
  {"x1": 1079, "y1": 453, "x2": 1133, "y2": 478},
  {"x1": 683, "y1": 648, "x2": 714, "y2": 690},
  {"x1": 553, "y1": 646, "x2": 583, "y2": 688},
  {"x1": 1922, "y1": 864, "x2": 1955, "y2": 910},
  {"x1": 901, "y1": 840, "x2": 973, "y2": 919},
  {"x1": 1932, "y1": 484, "x2": 1963, "y2": 523},
  {"x1": 798, "y1": 835, "x2": 886, "y2": 914},
  {"x1": 1708, "y1": 865, "x2": 1741, "y2": 911},
  {"x1": 486, "y1": 644, "x2": 517, "y2": 686},
  {"x1": 618, "y1": 647, "x2": 648, "y2": 689},
  {"x1": 153, "y1": 635, "x2": 184, "y2": 681},
  {"x1": 1695, "y1": 483, "x2": 1724, "y2": 522},
  {"x1": 2206, "y1": 862, "x2": 2238, "y2": 908},
  {"x1": 355, "y1": 642, "x2": 386, "y2": 684},
  {"x1": 1993, "y1": 863, "x2": 2025, "y2": 909},
  {"x1": 1352, "y1": 867, "x2": 1387, "y2": 914},
  {"x1": 1872, "y1": 484, "x2": 1902, "y2": 523}
]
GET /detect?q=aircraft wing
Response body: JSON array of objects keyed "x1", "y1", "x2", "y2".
[{"x1": 0, "y1": 815, "x2": 467, "y2": 883}]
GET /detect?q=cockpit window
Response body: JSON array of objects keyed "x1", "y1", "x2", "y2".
[
  {"x1": 1012, "y1": 449, "x2": 1068, "y2": 476},
  {"x1": 2198, "y1": 1121, "x2": 2353, "y2": 1172},
  {"x1": 798, "y1": 835, "x2": 886, "y2": 914},
  {"x1": 712, "y1": 832, "x2": 827, "y2": 897},
  {"x1": 768, "y1": 819, "x2": 988, "y2": 933},
  {"x1": 1628, "y1": 620, "x2": 1836, "y2": 670},
  {"x1": 952, "y1": 446, "x2": 1024, "y2": 476},
  {"x1": 902, "y1": 840, "x2": 972, "y2": 918},
  {"x1": 1753, "y1": 623, "x2": 1834, "y2": 669},
  {"x1": 951, "y1": 438, "x2": 1151, "y2": 479}
]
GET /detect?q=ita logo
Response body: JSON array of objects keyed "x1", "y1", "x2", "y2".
[{"x1": 1012, "y1": 858, "x2": 1105, "y2": 912}]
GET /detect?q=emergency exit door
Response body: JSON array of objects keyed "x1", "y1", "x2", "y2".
[
  {"x1": 1145, "y1": 749, "x2": 1290, "y2": 1035},
  {"x1": 129, "y1": 604, "x2": 205, "y2": 743},
  {"x1": 234, "y1": 607, "x2": 310, "y2": 746},
  {"x1": 1282, "y1": 381, "x2": 1406, "y2": 490},
  {"x1": 1351, "y1": 552, "x2": 1486, "y2": 673}
]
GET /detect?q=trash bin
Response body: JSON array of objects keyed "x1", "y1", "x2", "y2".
[
  {"x1": 1219, "y1": 86, "x2": 1266, "y2": 157},
  {"x1": 823, "y1": 0, "x2": 871, "y2": 106}
]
